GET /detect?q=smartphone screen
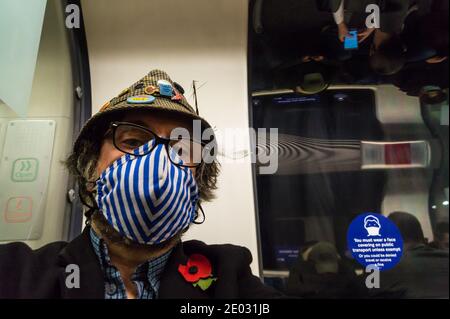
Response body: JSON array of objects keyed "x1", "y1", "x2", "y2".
[{"x1": 344, "y1": 30, "x2": 358, "y2": 50}]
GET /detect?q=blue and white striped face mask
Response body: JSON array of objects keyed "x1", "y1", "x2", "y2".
[{"x1": 95, "y1": 140, "x2": 199, "y2": 245}]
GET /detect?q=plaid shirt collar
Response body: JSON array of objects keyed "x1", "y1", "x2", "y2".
[{"x1": 89, "y1": 227, "x2": 172, "y2": 299}]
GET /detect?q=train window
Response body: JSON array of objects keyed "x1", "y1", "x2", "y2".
[
  {"x1": 250, "y1": 0, "x2": 449, "y2": 298},
  {"x1": 0, "y1": 0, "x2": 89, "y2": 248}
]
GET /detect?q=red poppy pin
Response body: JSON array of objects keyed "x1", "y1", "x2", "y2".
[{"x1": 178, "y1": 254, "x2": 217, "y2": 291}]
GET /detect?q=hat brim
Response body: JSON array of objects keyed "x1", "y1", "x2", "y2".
[{"x1": 296, "y1": 85, "x2": 328, "y2": 95}]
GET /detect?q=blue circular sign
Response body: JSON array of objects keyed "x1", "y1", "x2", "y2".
[{"x1": 347, "y1": 213, "x2": 403, "y2": 271}]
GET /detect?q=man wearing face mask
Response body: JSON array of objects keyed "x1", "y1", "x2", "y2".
[{"x1": 0, "y1": 70, "x2": 282, "y2": 299}]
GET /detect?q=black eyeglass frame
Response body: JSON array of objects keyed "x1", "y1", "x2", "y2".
[{"x1": 108, "y1": 121, "x2": 207, "y2": 168}]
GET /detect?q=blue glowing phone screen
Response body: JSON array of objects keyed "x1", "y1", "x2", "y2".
[{"x1": 344, "y1": 30, "x2": 358, "y2": 50}]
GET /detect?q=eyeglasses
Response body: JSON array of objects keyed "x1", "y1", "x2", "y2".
[{"x1": 107, "y1": 122, "x2": 207, "y2": 168}]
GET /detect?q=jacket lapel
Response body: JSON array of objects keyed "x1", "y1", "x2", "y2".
[
  {"x1": 158, "y1": 241, "x2": 210, "y2": 299},
  {"x1": 57, "y1": 227, "x2": 105, "y2": 299}
]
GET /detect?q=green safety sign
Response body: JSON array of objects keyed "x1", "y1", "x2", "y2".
[{"x1": 11, "y1": 158, "x2": 39, "y2": 182}]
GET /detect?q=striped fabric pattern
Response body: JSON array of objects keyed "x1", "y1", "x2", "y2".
[{"x1": 96, "y1": 140, "x2": 199, "y2": 244}]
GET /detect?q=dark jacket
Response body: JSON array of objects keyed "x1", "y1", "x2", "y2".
[
  {"x1": 0, "y1": 227, "x2": 282, "y2": 299},
  {"x1": 374, "y1": 245, "x2": 449, "y2": 299}
]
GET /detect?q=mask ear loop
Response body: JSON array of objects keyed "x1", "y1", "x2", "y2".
[
  {"x1": 74, "y1": 167, "x2": 100, "y2": 224},
  {"x1": 193, "y1": 203, "x2": 206, "y2": 225},
  {"x1": 78, "y1": 187, "x2": 99, "y2": 225}
]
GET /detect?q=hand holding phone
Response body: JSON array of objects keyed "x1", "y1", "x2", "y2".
[{"x1": 344, "y1": 30, "x2": 358, "y2": 50}]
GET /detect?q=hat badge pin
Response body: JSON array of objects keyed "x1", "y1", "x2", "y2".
[
  {"x1": 172, "y1": 89, "x2": 183, "y2": 102},
  {"x1": 144, "y1": 85, "x2": 159, "y2": 95},
  {"x1": 118, "y1": 87, "x2": 130, "y2": 97},
  {"x1": 134, "y1": 83, "x2": 145, "y2": 90},
  {"x1": 157, "y1": 79, "x2": 174, "y2": 97},
  {"x1": 127, "y1": 95, "x2": 156, "y2": 104},
  {"x1": 99, "y1": 100, "x2": 111, "y2": 112}
]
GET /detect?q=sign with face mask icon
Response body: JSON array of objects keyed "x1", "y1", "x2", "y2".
[{"x1": 347, "y1": 213, "x2": 403, "y2": 271}]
